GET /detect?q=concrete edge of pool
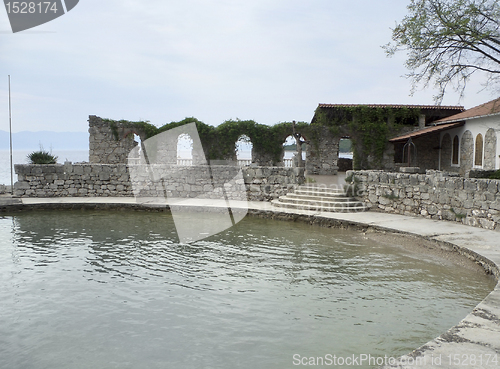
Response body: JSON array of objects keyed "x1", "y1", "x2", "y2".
[{"x1": 2, "y1": 196, "x2": 500, "y2": 368}]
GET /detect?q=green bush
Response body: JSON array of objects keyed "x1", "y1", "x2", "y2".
[
  {"x1": 27, "y1": 150, "x2": 58, "y2": 164},
  {"x1": 344, "y1": 174, "x2": 361, "y2": 197},
  {"x1": 488, "y1": 170, "x2": 500, "y2": 180}
]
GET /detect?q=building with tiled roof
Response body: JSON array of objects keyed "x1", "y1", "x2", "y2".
[
  {"x1": 388, "y1": 97, "x2": 500, "y2": 175},
  {"x1": 315, "y1": 103, "x2": 464, "y2": 126},
  {"x1": 435, "y1": 97, "x2": 500, "y2": 125},
  {"x1": 436, "y1": 97, "x2": 500, "y2": 175},
  {"x1": 311, "y1": 103, "x2": 464, "y2": 172}
]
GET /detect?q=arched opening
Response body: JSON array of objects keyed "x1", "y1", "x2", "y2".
[
  {"x1": 236, "y1": 135, "x2": 252, "y2": 166},
  {"x1": 133, "y1": 133, "x2": 142, "y2": 150},
  {"x1": 124, "y1": 131, "x2": 144, "y2": 165},
  {"x1": 282, "y1": 135, "x2": 306, "y2": 167},
  {"x1": 132, "y1": 133, "x2": 143, "y2": 163},
  {"x1": 339, "y1": 138, "x2": 353, "y2": 159},
  {"x1": 177, "y1": 133, "x2": 193, "y2": 166},
  {"x1": 282, "y1": 135, "x2": 295, "y2": 167},
  {"x1": 338, "y1": 137, "x2": 353, "y2": 172},
  {"x1": 475, "y1": 133, "x2": 483, "y2": 167},
  {"x1": 452, "y1": 135, "x2": 459, "y2": 165}
]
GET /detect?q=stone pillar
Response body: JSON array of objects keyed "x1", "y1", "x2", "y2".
[
  {"x1": 419, "y1": 114, "x2": 426, "y2": 129},
  {"x1": 484, "y1": 128, "x2": 497, "y2": 170},
  {"x1": 305, "y1": 127, "x2": 339, "y2": 175},
  {"x1": 460, "y1": 130, "x2": 473, "y2": 176},
  {"x1": 153, "y1": 134, "x2": 177, "y2": 165}
]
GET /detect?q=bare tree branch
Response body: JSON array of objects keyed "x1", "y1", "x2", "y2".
[{"x1": 383, "y1": 0, "x2": 500, "y2": 103}]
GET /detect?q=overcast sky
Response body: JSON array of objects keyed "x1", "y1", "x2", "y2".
[{"x1": 0, "y1": 0, "x2": 496, "y2": 133}]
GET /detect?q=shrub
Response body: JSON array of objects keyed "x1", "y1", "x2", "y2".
[
  {"x1": 488, "y1": 170, "x2": 500, "y2": 180},
  {"x1": 27, "y1": 150, "x2": 58, "y2": 164},
  {"x1": 344, "y1": 174, "x2": 361, "y2": 197}
]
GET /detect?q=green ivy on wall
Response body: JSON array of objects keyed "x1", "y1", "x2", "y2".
[
  {"x1": 103, "y1": 117, "x2": 312, "y2": 164},
  {"x1": 311, "y1": 105, "x2": 420, "y2": 169},
  {"x1": 102, "y1": 106, "x2": 420, "y2": 168}
]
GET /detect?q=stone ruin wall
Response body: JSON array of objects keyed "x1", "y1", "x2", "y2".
[
  {"x1": 15, "y1": 116, "x2": 308, "y2": 200},
  {"x1": 89, "y1": 115, "x2": 138, "y2": 164},
  {"x1": 88, "y1": 116, "x2": 345, "y2": 175},
  {"x1": 305, "y1": 127, "x2": 340, "y2": 175}
]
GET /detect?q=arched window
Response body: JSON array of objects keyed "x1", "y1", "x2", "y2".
[
  {"x1": 282, "y1": 135, "x2": 296, "y2": 167},
  {"x1": 475, "y1": 133, "x2": 483, "y2": 167},
  {"x1": 452, "y1": 135, "x2": 459, "y2": 165},
  {"x1": 339, "y1": 138, "x2": 353, "y2": 158},
  {"x1": 177, "y1": 133, "x2": 193, "y2": 165},
  {"x1": 236, "y1": 135, "x2": 252, "y2": 166},
  {"x1": 282, "y1": 134, "x2": 306, "y2": 167}
]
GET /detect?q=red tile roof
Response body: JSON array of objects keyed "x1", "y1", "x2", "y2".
[
  {"x1": 435, "y1": 97, "x2": 500, "y2": 124},
  {"x1": 389, "y1": 122, "x2": 465, "y2": 142},
  {"x1": 318, "y1": 103, "x2": 464, "y2": 110}
]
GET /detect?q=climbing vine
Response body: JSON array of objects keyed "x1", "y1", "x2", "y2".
[
  {"x1": 102, "y1": 106, "x2": 420, "y2": 168},
  {"x1": 311, "y1": 105, "x2": 420, "y2": 169},
  {"x1": 104, "y1": 117, "x2": 312, "y2": 164}
]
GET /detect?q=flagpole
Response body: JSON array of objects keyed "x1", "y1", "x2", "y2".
[{"x1": 8, "y1": 75, "x2": 13, "y2": 195}]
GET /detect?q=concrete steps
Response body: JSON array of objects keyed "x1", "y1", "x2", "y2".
[{"x1": 271, "y1": 185, "x2": 366, "y2": 213}]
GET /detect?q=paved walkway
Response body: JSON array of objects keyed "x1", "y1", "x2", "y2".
[{"x1": 1, "y1": 195, "x2": 499, "y2": 368}]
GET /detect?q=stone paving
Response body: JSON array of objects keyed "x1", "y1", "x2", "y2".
[{"x1": 0, "y1": 194, "x2": 499, "y2": 368}]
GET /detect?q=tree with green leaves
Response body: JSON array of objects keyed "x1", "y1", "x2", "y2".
[{"x1": 384, "y1": 0, "x2": 500, "y2": 102}]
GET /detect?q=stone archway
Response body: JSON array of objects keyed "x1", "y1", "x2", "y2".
[
  {"x1": 177, "y1": 133, "x2": 193, "y2": 165},
  {"x1": 236, "y1": 134, "x2": 253, "y2": 166},
  {"x1": 484, "y1": 128, "x2": 497, "y2": 170},
  {"x1": 281, "y1": 135, "x2": 296, "y2": 167},
  {"x1": 281, "y1": 134, "x2": 308, "y2": 168},
  {"x1": 460, "y1": 130, "x2": 473, "y2": 176},
  {"x1": 440, "y1": 133, "x2": 452, "y2": 171}
]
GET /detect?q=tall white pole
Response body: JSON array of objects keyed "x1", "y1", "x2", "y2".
[{"x1": 8, "y1": 75, "x2": 13, "y2": 194}]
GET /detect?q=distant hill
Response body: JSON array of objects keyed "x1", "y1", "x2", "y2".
[{"x1": 0, "y1": 130, "x2": 88, "y2": 150}]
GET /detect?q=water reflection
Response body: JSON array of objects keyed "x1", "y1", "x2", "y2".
[{"x1": 0, "y1": 210, "x2": 496, "y2": 369}]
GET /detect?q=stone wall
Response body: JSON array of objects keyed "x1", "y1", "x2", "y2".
[
  {"x1": 348, "y1": 170, "x2": 500, "y2": 231},
  {"x1": 243, "y1": 166, "x2": 304, "y2": 200},
  {"x1": 89, "y1": 115, "x2": 138, "y2": 164},
  {"x1": 15, "y1": 163, "x2": 132, "y2": 197},
  {"x1": 14, "y1": 163, "x2": 304, "y2": 202},
  {"x1": 392, "y1": 133, "x2": 441, "y2": 173},
  {"x1": 484, "y1": 128, "x2": 497, "y2": 170},
  {"x1": 306, "y1": 127, "x2": 339, "y2": 175},
  {"x1": 413, "y1": 134, "x2": 440, "y2": 171},
  {"x1": 460, "y1": 130, "x2": 474, "y2": 176}
]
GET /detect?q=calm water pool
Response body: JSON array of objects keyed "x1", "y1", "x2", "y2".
[{"x1": 0, "y1": 210, "x2": 495, "y2": 369}]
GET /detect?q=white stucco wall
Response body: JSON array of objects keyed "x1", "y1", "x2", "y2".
[{"x1": 439, "y1": 114, "x2": 500, "y2": 171}]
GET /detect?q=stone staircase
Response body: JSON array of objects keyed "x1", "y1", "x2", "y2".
[{"x1": 271, "y1": 185, "x2": 366, "y2": 213}]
